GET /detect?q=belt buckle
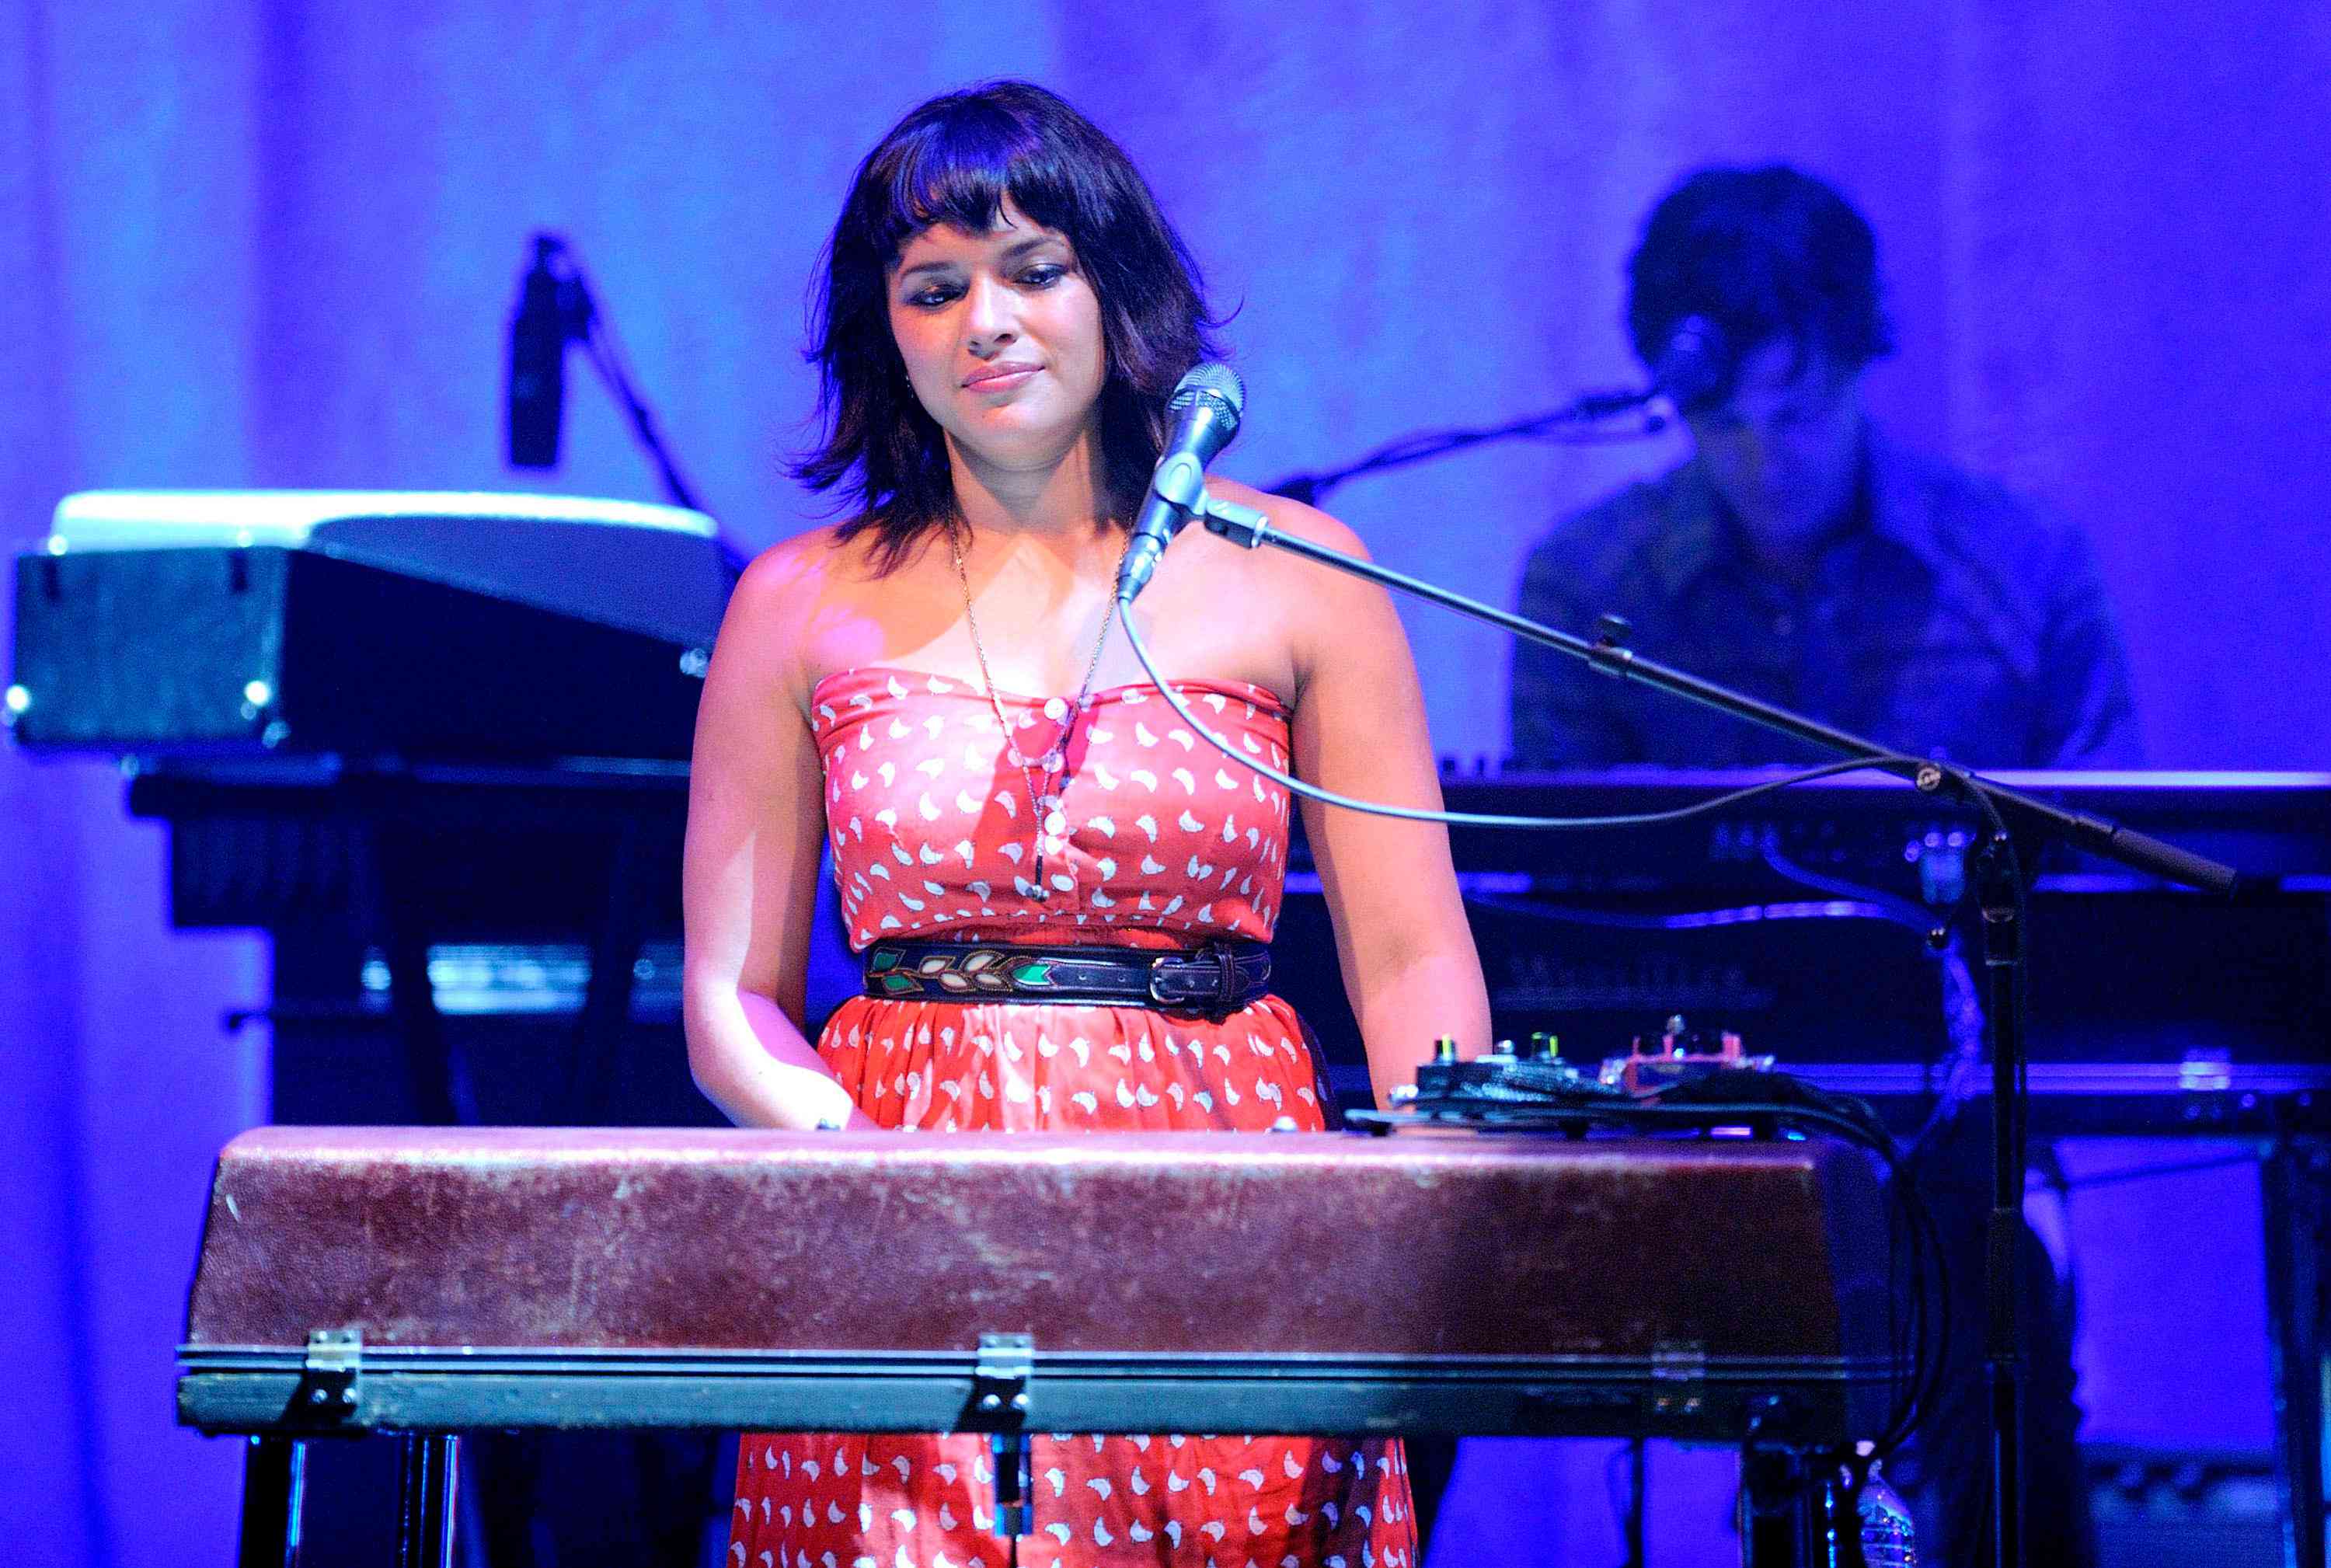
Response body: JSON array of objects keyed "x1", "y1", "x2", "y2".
[
  {"x1": 1147, "y1": 944, "x2": 1236, "y2": 1009},
  {"x1": 1146, "y1": 952, "x2": 1190, "y2": 1007}
]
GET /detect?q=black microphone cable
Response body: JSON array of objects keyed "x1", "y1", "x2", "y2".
[{"x1": 1120, "y1": 600, "x2": 1908, "y2": 831}]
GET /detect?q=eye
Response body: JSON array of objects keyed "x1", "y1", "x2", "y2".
[
  {"x1": 903, "y1": 281, "x2": 961, "y2": 310},
  {"x1": 1019, "y1": 263, "x2": 1068, "y2": 288}
]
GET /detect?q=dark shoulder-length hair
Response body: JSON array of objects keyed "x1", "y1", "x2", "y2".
[
  {"x1": 795, "y1": 80, "x2": 1225, "y2": 566},
  {"x1": 1625, "y1": 163, "x2": 1895, "y2": 409}
]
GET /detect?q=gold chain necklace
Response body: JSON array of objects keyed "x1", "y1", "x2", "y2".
[{"x1": 950, "y1": 525, "x2": 1128, "y2": 902}]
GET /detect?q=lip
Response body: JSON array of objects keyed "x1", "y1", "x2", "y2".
[{"x1": 962, "y1": 361, "x2": 1041, "y2": 392}]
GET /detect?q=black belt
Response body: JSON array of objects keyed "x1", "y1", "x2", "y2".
[{"x1": 863, "y1": 939, "x2": 1272, "y2": 1019}]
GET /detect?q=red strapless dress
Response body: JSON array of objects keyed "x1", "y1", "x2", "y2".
[{"x1": 726, "y1": 667, "x2": 1416, "y2": 1568}]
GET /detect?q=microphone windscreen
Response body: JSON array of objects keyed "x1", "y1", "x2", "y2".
[
  {"x1": 1168, "y1": 362, "x2": 1246, "y2": 432},
  {"x1": 507, "y1": 237, "x2": 570, "y2": 469},
  {"x1": 1653, "y1": 316, "x2": 1730, "y2": 410}
]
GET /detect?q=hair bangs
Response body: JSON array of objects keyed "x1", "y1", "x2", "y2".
[
  {"x1": 797, "y1": 81, "x2": 1224, "y2": 571},
  {"x1": 871, "y1": 108, "x2": 1082, "y2": 268}
]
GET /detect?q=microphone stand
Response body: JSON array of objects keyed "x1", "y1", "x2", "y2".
[
  {"x1": 561, "y1": 267, "x2": 706, "y2": 515},
  {"x1": 1181, "y1": 488, "x2": 2241, "y2": 1568},
  {"x1": 1262, "y1": 391, "x2": 1666, "y2": 505},
  {"x1": 520, "y1": 233, "x2": 746, "y2": 577}
]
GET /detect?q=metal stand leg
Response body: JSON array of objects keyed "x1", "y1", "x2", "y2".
[
  {"x1": 1740, "y1": 1445, "x2": 1833, "y2": 1568},
  {"x1": 2263, "y1": 1135, "x2": 2329, "y2": 1568},
  {"x1": 1976, "y1": 833, "x2": 2030, "y2": 1568},
  {"x1": 571, "y1": 821, "x2": 650, "y2": 1123},
  {"x1": 238, "y1": 1436, "x2": 305, "y2": 1568},
  {"x1": 369, "y1": 828, "x2": 476, "y2": 1127},
  {"x1": 399, "y1": 1434, "x2": 460, "y2": 1568},
  {"x1": 990, "y1": 1431, "x2": 1031, "y2": 1539},
  {"x1": 1622, "y1": 1437, "x2": 1647, "y2": 1568}
]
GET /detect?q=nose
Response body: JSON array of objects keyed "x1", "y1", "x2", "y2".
[{"x1": 963, "y1": 276, "x2": 1017, "y2": 357}]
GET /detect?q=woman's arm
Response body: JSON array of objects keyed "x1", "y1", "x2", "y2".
[
  {"x1": 681, "y1": 542, "x2": 876, "y2": 1131},
  {"x1": 1256, "y1": 495, "x2": 1492, "y2": 1107}
]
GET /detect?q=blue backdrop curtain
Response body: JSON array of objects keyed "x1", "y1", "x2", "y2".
[{"x1": 5, "y1": 2, "x2": 2324, "y2": 1561}]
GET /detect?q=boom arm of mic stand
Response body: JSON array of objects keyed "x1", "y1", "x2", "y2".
[
  {"x1": 569, "y1": 277, "x2": 760, "y2": 580},
  {"x1": 1204, "y1": 490, "x2": 2242, "y2": 1568},
  {"x1": 518, "y1": 237, "x2": 744, "y2": 580},
  {"x1": 563, "y1": 275, "x2": 705, "y2": 514},
  {"x1": 1261, "y1": 393, "x2": 1663, "y2": 504},
  {"x1": 1200, "y1": 497, "x2": 2237, "y2": 893}
]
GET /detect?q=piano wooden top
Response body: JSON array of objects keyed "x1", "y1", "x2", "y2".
[
  {"x1": 179, "y1": 1126, "x2": 1901, "y2": 1439},
  {"x1": 186, "y1": 1125, "x2": 1887, "y2": 1359}
]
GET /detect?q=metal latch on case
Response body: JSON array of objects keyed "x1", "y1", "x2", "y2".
[{"x1": 301, "y1": 1326, "x2": 362, "y2": 1418}]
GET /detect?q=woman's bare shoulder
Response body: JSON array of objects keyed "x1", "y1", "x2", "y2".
[
  {"x1": 713, "y1": 524, "x2": 877, "y2": 694},
  {"x1": 723, "y1": 519, "x2": 954, "y2": 706},
  {"x1": 1193, "y1": 478, "x2": 1382, "y2": 623},
  {"x1": 1203, "y1": 477, "x2": 1371, "y2": 559},
  {"x1": 733, "y1": 521, "x2": 859, "y2": 603},
  {"x1": 732, "y1": 521, "x2": 911, "y2": 630},
  {"x1": 1152, "y1": 479, "x2": 1391, "y2": 706}
]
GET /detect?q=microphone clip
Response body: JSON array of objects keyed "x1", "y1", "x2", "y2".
[
  {"x1": 1149, "y1": 451, "x2": 1210, "y2": 519},
  {"x1": 524, "y1": 234, "x2": 594, "y2": 344},
  {"x1": 1115, "y1": 486, "x2": 1275, "y2": 605},
  {"x1": 1193, "y1": 488, "x2": 1272, "y2": 549}
]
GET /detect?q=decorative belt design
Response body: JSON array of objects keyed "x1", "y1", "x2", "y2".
[{"x1": 862, "y1": 939, "x2": 1272, "y2": 1019}]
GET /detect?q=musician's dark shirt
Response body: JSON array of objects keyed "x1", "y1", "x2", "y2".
[
  {"x1": 1509, "y1": 429, "x2": 2120, "y2": 1566},
  {"x1": 1508, "y1": 430, "x2": 2141, "y2": 768}
]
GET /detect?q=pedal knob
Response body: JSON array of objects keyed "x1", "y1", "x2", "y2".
[{"x1": 1433, "y1": 1035, "x2": 1459, "y2": 1064}]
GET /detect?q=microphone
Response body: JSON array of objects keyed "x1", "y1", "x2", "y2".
[
  {"x1": 1566, "y1": 316, "x2": 1730, "y2": 421},
  {"x1": 1650, "y1": 315, "x2": 1729, "y2": 410},
  {"x1": 507, "y1": 234, "x2": 580, "y2": 469},
  {"x1": 1117, "y1": 363, "x2": 1246, "y2": 603}
]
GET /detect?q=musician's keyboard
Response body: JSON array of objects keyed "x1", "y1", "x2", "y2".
[{"x1": 179, "y1": 1126, "x2": 1900, "y2": 1444}]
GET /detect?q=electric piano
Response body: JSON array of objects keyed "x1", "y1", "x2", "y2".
[
  {"x1": 179, "y1": 1125, "x2": 1903, "y2": 1566},
  {"x1": 8, "y1": 490, "x2": 733, "y2": 1129}
]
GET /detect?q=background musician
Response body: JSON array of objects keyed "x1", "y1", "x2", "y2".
[
  {"x1": 1507, "y1": 162, "x2": 2119, "y2": 1568},
  {"x1": 1509, "y1": 163, "x2": 2141, "y2": 775}
]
